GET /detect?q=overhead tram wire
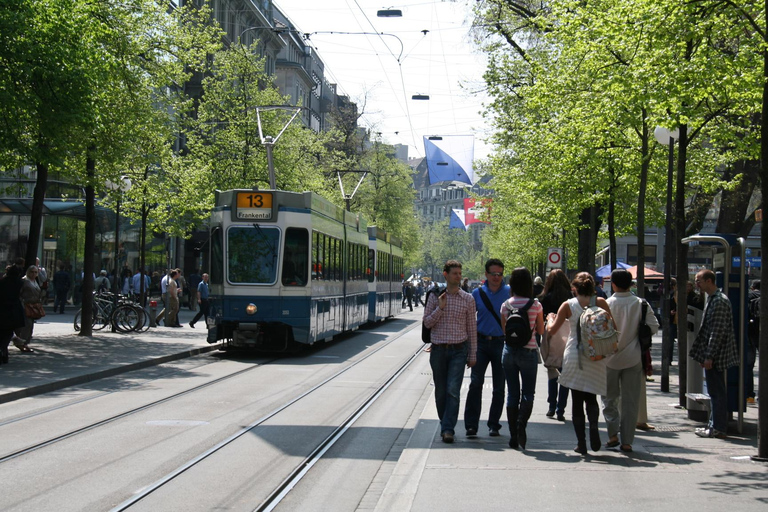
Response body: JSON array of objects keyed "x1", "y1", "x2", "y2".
[
  {"x1": 352, "y1": 0, "x2": 421, "y2": 155},
  {"x1": 433, "y1": 2, "x2": 459, "y2": 133}
]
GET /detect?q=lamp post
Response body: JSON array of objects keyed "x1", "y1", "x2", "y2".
[
  {"x1": 654, "y1": 126, "x2": 678, "y2": 392},
  {"x1": 105, "y1": 176, "x2": 132, "y2": 331}
]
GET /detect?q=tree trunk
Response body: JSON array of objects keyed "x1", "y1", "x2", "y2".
[
  {"x1": 79, "y1": 148, "x2": 97, "y2": 337},
  {"x1": 608, "y1": 167, "x2": 617, "y2": 270},
  {"x1": 578, "y1": 205, "x2": 601, "y2": 276},
  {"x1": 757, "y1": 16, "x2": 767, "y2": 459},
  {"x1": 24, "y1": 161, "x2": 49, "y2": 267},
  {"x1": 636, "y1": 116, "x2": 650, "y2": 298},
  {"x1": 676, "y1": 123, "x2": 690, "y2": 406},
  {"x1": 716, "y1": 158, "x2": 759, "y2": 234}
]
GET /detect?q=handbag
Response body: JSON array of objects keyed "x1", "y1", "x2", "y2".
[
  {"x1": 25, "y1": 302, "x2": 46, "y2": 320},
  {"x1": 638, "y1": 300, "x2": 652, "y2": 352}
]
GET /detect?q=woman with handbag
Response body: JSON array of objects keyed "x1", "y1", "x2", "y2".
[
  {"x1": 14, "y1": 265, "x2": 44, "y2": 353},
  {"x1": 539, "y1": 269, "x2": 572, "y2": 421},
  {"x1": 546, "y1": 272, "x2": 615, "y2": 456}
]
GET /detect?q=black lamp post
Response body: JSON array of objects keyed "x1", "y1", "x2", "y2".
[{"x1": 654, "y1": 126, "x2": 678, "y2": 392}]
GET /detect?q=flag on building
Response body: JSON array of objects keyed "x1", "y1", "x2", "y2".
[
  {"x1": 464, "y1": 198, "x2": 491, "y2": 225},
  {"x1": 449, "y1": 208, "x2": 468, "y2": 230},
  {"x1": 423, "y1": 135, "x2": 475, "y2": 185}
]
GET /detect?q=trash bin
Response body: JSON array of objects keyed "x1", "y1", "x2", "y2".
[{"x1": 686, "y1": 306, "x2": 708, "y2": 421}]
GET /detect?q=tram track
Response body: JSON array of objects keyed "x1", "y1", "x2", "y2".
[
  {"x1": 0, "y1": 358, "x2": 278, "y2": 463},
  {"x1": 109, "y1": 321, "x2": 424, "y2": 511}
]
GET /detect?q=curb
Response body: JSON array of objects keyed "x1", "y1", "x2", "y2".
[{"x1": 0, "y1": 343, "x2": 223, "y2": 405}]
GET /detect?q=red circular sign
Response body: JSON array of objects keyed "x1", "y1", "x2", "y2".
[{"x1": 548, "y1": 251, "x2": 561, "y2": 265}]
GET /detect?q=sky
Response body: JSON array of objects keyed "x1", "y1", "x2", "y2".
[{"x1": 273, "y1": 0, "x2": 492, "y2": 161}]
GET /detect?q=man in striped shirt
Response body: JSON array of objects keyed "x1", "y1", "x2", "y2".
[{"x1": 423, "y1": 260, "x2": 477, "y2": 443}]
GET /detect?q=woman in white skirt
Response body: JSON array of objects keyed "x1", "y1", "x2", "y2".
[{"x1": 546, "y1": 272, "x2": 615, "y2": 455}]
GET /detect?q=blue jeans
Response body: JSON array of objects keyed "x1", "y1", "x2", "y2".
[
  {"x1": 430, "y1": 343, "x2": 468, "y2": 435},
  {"x1": 705, "y1": 367, "x2": 728, "y2": 433},
  {"x1": 547, "y1": 373, "x2": 569, "y2": 415},
  {"x1": 502, "y1": 346, "x2": 538, "y2": 408},
  {"x1": 464, "y1": 337, "x2": 505, "y2": 431}
]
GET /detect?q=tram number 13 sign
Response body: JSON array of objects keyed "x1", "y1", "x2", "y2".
[
  {"x1": 236, "y1": 192, "x2": 273, "y2": 220},
  {"x1": 547, "y1": 248, "x2": 563, "y2": 268}
]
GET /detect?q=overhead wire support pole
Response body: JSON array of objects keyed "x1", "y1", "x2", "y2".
[
  {"x1": 335, "y1": 170, "x2": 368, "y2": 211},
  {"x1": 256, "y1": 106, "x2": 302, "y2": 190}
]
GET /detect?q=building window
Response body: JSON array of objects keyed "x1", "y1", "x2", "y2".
[{"x1": 627, "y1": 244, "x2": 657, "y2": 265}]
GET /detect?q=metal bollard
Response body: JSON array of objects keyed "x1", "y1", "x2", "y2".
[{"x1": 149, "y1": 300, "x2": 157, "y2": 328}]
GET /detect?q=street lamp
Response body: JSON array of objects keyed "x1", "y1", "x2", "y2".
[
  {"x1": 105, "y1": 176, "x2": 132, "y2": 331},
  {"x1": 377, "y1": 9, "x2": 402, "y2": 17},
  {"x1": 654, "y1": 126, "x2": 678, "y2": 392}
]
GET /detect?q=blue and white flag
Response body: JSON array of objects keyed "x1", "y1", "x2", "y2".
[
  {"x1": 423, "y1": 135, "x2": 475, "y2": 185},
  {"x1": 449, "y1": 208, "x2": 467, "y2": 230}
]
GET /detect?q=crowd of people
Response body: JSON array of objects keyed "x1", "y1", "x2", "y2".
[
  {"x1": 423, "y1": 258, "x2": 747, "y2": 454},
  {"x1": 0, "y1": 258, "x2": 211, "y2": 364}
]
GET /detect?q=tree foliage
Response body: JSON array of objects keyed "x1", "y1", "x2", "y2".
[{"x1": 473, "y1": 0, "x2": 763, "y2": 271}]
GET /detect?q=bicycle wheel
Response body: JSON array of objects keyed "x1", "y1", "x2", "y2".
[
  {"x1": 134, "y1": 306, "x2": 151, "y2": 332},
  {"x1": 74, "y1": 309, "x2": 83, "y2": 332},
  {"x1": 93, "y1": 304, "x2": 111, "y2": 331},
  {"x1": 112, "y1": 304, "x2": 141, "y2": 333},
  {"x1": 74, "y1": 309, "x2": 100, "y2": 332}
]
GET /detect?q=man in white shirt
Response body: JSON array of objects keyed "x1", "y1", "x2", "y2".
[{"x1": 603, "y1": 269, "x2": 659, "y2": 452}]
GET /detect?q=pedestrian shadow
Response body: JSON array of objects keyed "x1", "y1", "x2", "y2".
[{"x1": 527, "y1": 447, "x2": 661, "y2": 467}]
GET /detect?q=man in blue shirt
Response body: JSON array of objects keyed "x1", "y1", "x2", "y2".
[
  {"x1": 464, "y1": 258, "x2": 510, "y2": 437},
  {"x1": 189, "y1": 273, "x2": 210, "y2": 328}
]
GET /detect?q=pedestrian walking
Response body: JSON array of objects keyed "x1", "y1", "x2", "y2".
[
  {"x1": 546, "y1": 272, "x2": 615, "y2": 456},
  {"x1": 500, "y1": 267, "x2": 544, "y2": 449},
  {"x1": 189, "y1": 273, "x2": 210, "y2": 328},
  {"x1": 53, "y1": 264, "x2": 71, "y2": 314},
  {"x1": 423, "y1": 260, "x2": 477, "y2": 444},
  {"x1": 464, "y1": 258, "x2": 509, "y2": 439},
  {"x1": 539, "y1": 269, "x2": 572, "y2": 422},
  {"x1": 603, "y1": 269, "x2": 659, "y2": 452}
]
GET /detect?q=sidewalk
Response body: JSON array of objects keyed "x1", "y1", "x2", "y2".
[
  {"x1": 0, "y1": 304, "x2": 219, "y2": 404},
  {"x1": 371, "y1": 331, "x2": 765, "y2": 512}
]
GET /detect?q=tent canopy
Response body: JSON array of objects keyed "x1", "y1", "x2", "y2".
[
  {"x1": 627, "y1": 265, "x2": 664, "y2": 280},
  {"x1": 595, "y1": 262, "x2": 631, "y2": 279}
]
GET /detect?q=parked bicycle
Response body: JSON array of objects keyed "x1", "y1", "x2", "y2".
[{"x1": 74, "y1": 292, "x2": 150, "y2": 333}]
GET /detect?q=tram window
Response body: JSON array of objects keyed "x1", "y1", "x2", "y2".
[
  {"x1": 282, "y1": 228, "x2": 308, "y2": 286},
  {"x1": 312, "y1": 232, "x2": 320, "y2": 280},
  {"x1": 227, "y1": 226, "x2": 279, "y2": 284},
  {"x1": 210, "y1": 227, "x2": 223, "y2": 285},
  {"x1": 368, "y1": 248, "x2": 375, "y2": 282}
]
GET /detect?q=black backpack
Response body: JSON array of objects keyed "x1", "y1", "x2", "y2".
[
  {"x1": 421, "y1": 287, "x2": 440, "y2": 343},
  {"x1": 504, "y1": 298, "x2": 534, "y2": 348},
  {"x1": 749, "y1": 294, "x2": 760, "y2": 320}
]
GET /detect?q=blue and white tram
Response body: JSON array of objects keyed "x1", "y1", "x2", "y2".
[
  {"x1": 367, "y1": 226, "x2": 404, "y2": 322},
  {"x1": 207, "y1": 189, "x2": 372, "y2": 351}
]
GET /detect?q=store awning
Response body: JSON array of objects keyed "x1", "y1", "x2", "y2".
[{"x1": 0, "y1": 198, "x2": 94, "y2": 220}]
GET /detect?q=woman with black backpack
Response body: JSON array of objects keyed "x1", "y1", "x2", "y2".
[{"x1": 500, "y1": 267, "x2": 544, "y2": 450}]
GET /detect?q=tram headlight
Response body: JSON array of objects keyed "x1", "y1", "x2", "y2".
[{"x1": 246, "y1": 303, "x2": 258, "y2": 315}]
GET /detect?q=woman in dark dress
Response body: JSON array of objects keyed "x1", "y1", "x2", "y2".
[
  {"x1": 539, "y1": 269, "x2": 573, "y2": 421},
  {"x1": 0, "y1": 260, "x2": 27, "y2": 363}
]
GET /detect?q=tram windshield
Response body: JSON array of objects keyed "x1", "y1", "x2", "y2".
[{"x1": 227, "y1": 226, "x2": 280, "y2": 284}]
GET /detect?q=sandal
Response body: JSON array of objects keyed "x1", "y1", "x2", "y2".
[
  {"x1": 606, "y1": 437, "x2": 620, "y2": 448},
  {"x1": 620, "y1": 444, "x2": 633, "y2": 452},
  {"x1": 636, "y1": 423, "x2": 655, "y2": 431},
  {"x1": 19, "y1": 345, "x2": 34, "y2": 353}
]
